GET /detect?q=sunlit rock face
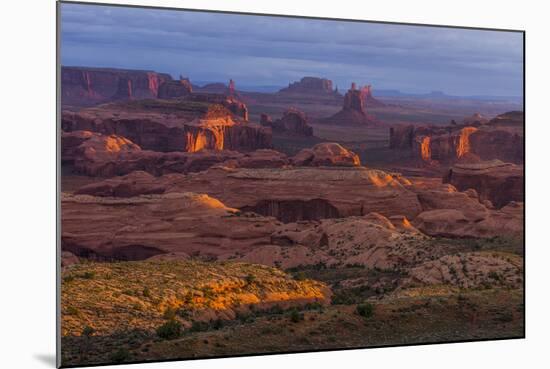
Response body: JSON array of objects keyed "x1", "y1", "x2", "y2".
[
  {"x1": 390, "y1": 111, "x2": 524, "y2": 164},
  {"x1": 61, "y1": 101, "x2": 270, "y2": 153},
  {"x1": 61, "y1": 67, "x2": 173, "y2": 106}
]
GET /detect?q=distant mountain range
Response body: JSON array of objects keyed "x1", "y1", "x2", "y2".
[{"x1": 192, "y1": 80, "x2": 522, "y2": 103}]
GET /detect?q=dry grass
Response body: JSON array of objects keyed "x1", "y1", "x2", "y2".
[{"x1": 61, "y1": 260, "x2": 329, "y2": 337}]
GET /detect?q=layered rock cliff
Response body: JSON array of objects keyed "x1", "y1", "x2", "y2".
[
  {"x1": 61, "y1": 66, "x2": 173, "y2": 106},
  {"x1": 389, "y1": 111, "x2": 524, "y2": 164}
]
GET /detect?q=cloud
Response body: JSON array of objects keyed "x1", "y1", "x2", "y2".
[{"x1": 60, "y1": 2, "x2": 523, "y2": 96}]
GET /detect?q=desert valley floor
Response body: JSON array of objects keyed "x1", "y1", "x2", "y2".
[{"x1": 59, "y1": 68, "x2": 524, "y2": 366}]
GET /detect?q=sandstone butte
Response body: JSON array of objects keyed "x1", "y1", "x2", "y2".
[
  {"x1": 321, "y1": 82, "x2": 380, "y2": 126},
  {"x1": 61, "y1": 260, "x2": 331, "y2": 337},
  {"x1": 278, "y1": 76, "x2": 340, "y2": 96},
  {"x1": 389, "y1": 111, "x2": 524, "y2": 164}
]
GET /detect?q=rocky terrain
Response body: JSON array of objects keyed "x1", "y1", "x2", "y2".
[
  {"x1": 443, "y1": 160, "x2": 524, "y2": 208},
  {"x1": 60, "y1": 66, "x2": 524, "y2": 366}
]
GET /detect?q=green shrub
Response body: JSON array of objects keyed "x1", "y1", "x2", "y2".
[
  {"x1": 156, "y1": 319, "x2": 182, "y2": 340},
  {"x1": 245, "y1": 274, "x2": 256, "y2": 284},
  {"x1": 82, "y1": 326, "x2": 95, "y2": 337},
  {"x1": 110, "y1": 348, "x2": 130, "y2": 363},
  {"x1": 81, "y1": 271, "x2": 95, "y2": 279},
  {"x1": 142, "y1": 287, "x2": 151, "y2": 298},
  {"x1": 163, "y1": 307, "x2": 177, "y2": 320},
  {"x1": 189, "y1": 320, "x2": 210, "y2": 332},
  {"x1": 289, "y1": 309, "x2": 304, "y2": 323},
  {"x1": 356, "y1": 303, "x2": 374, "y2": 319}
]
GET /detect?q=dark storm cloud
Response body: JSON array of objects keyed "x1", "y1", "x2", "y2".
[{"x1": 60, "y1": 3, "x2": 523, "y2": 96}]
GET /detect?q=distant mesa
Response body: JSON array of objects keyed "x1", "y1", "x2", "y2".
[
  {"x1": 195, "y1": 78, "x2": 240, "y2": 96},
  {"x1": 61, "y1": 66, "x2": 173, "y2": 106},
  {"x1": 157, "y1": 75, "x2": 193, "y2": 99},
  {"x1": 320, "y1": 82, "x2": 380, "y2": 126},
  {"x1": 260, "y1": 108, "x2": 313, "y2": 137},
  {"x1": 278, "y1": 77, "x2": 340, "y2": 96}
]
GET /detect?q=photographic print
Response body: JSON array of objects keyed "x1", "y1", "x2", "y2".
[{"x1": 58, "y1": 1, "x2": 524, "y2": 366}]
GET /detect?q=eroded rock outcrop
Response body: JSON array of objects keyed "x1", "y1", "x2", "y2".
[
  {"x1": 73, "y1": 167, "x2": 422, "y2": 222},
  {"x1": 322, "y1": 83, "x2": 378, "y2": 126},
  {"x1": 157, "y1": 76, "x2": 193, "y2": 99},
  {"x1": 411, "y1": 183, "x2": 523, "y2": 238},
  {"x1": 443, "y1": 160, "x2": 524, "y2": 208},
  {"x1": 261, "y1": 108, "x2": 313, "y2": 136},
  {"x1": 61, "y1": 99, "x2": 267, "y2": 153},
  {"x1": 389, "y1": 111, "x2": 524, "y2": 164},
  {"x1": 292, "y1": 143, "x2": 361, "y2": 167},
  {"x1": 62, "y1": 131, "x2": 288, "y2": 177},
  {"x1": 402, "y1": 252, "x2": 523, "y2": 289}
]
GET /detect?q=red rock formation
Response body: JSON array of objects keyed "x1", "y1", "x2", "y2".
[
  {"x1": 62, "y1": 130, "x2": 287, "y2": 177},
  {"x1": 260, "y1": 113, "x2": 273, "y2": 126},
  {"x1": 321, "y1": 83, "x2": 378, "y2": 126},
  {"x1": 360, "y1": 85, "x2": 386, "y2": 107},
  {"x1": 411, "y1": 183, "x2": 523, "y2": 238},
  {"x1": 292, "y1": 143, "x2": 361, "y2": 167},
  {"x1": 77, "y1": 166, "x2": 422, "y2": 222},
  {"x1": 186, "y1": 93, "x2": 249, "y2": 121},
  {"x1": 262, "y1": 108, "x2": 313, "y2": 136},
  {"x1": 61, "y1": 66, "x2": 172, "y2": 106},
  {"x1": 390, "y1": 111, "x2": 524, "y2": 164},
  {"x1": 61, "y1": 98, "x2": 266, "y2": 153},
  {"x1": 278, "y1": 77, "x2": 338, "y2": 95},
  {"x1": 157, "y1": 77, "x2": 193, "y2": 99},
  {"x1": 463, "y1": 113, "x2": 488, "y2": 125},
  {"x1": 443, "y1": 160, "x2": 524, "y2": 208}
]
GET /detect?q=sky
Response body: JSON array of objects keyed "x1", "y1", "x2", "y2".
[{"x1": 60, "y1": 3, "x2": 524, "y2": 96}]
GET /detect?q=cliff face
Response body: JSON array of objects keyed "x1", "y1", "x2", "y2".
[
  {"x1": 61, "y1": 67, "x2": 173, "y2": 106},
  {"x1": 390, "y1": 112, "x2": 524, "y2": 164},
  {"x1": 61, "y1": 110, "x2": 270, "y2": 153},
  {"x1": 443, "y1": 160, "x2": 524, "y2": 208},
  {"x1": 279, "y1": 77, "x2": 338, "y2": 95},
  {"x1": 157, "y1": 78, "x2": 193, "y2": 99},
  {"x1": 186, "y1": 93, "x2": 249, "y2": 121},
  {"x1": 261, "y1": 109, "x2": 313, "y2": 136}
]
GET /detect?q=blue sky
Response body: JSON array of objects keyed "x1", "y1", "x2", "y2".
[{"x1": 60, "y1": 3, "x2": 523, "y2": 96}]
